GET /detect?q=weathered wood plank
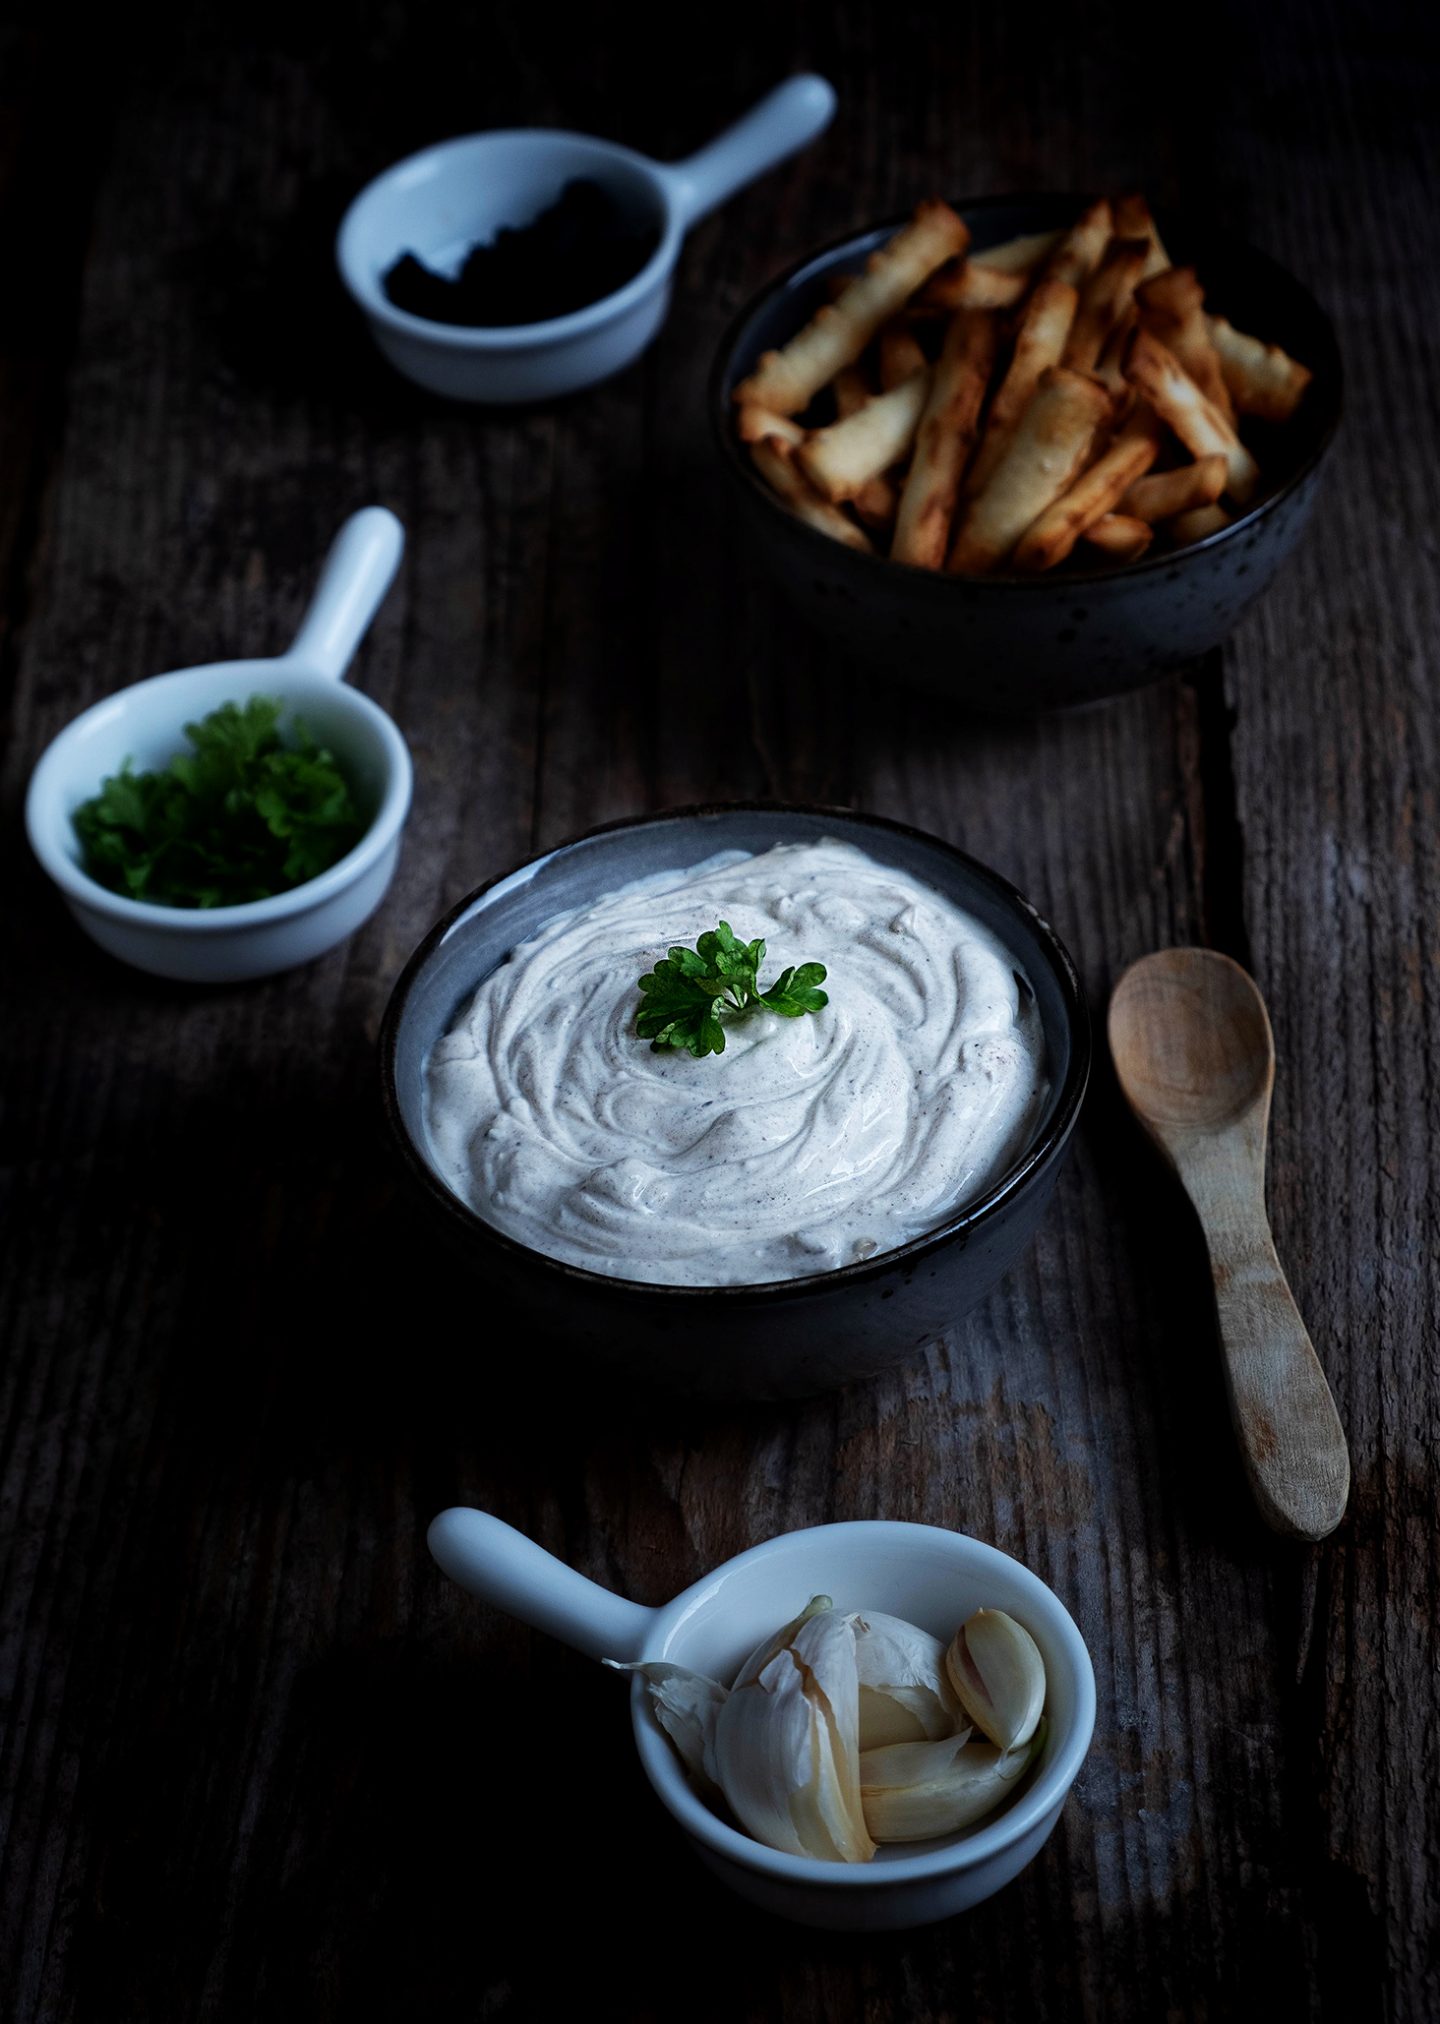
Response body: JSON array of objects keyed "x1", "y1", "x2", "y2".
[{"x1": 1201, "y1": 9, "x2": 1440, "y2": 2012}]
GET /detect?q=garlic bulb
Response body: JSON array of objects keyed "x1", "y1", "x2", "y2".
[
  {"x1": 603, "y1": 1659, "x2": 727, "y2": 1796},
  {"x1": 851, "y1": 1610, "x2": 962, "y2": 1749},
  {"x1": 712, "y1": 1604, "x2": 876, "y2": 1864},
  {"x1": 859, "y1": 1724, "x2": 1044, "y2": 1843},
  {"x1": 944, "y1": 1609, "x2": 1047, "y2": 1751}
]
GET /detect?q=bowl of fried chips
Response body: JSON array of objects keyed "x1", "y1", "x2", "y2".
[{"x1": 712, "y1": 194, "x2": 1341, "y2": 710}]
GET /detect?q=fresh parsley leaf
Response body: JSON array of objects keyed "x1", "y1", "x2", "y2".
[
  {"x1": 758, "y1": 962, "x2": 830, "y2": 1017},
  {"x1": 72, "y1": 694, "x2": 367, "y2": 909},
  {"x1": 636, "y1": 921, "x2": 829, "y2": 1057}
]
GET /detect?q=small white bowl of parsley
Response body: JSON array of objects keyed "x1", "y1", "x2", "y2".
[{"x1": 25, "y1": 508, "x2": 413, "y2": 982}]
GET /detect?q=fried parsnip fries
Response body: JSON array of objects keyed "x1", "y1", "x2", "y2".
[
  {"x1": 734, "y1": 200, "x2": 968, "y2": 415},
  {"x1": 735, "y1": 195, "x2": 1312, "y2": 576}
]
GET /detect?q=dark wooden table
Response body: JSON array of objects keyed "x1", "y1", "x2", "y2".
[{"x1": 3, "y1": 4, "x2": 1437, "y2": 2017}]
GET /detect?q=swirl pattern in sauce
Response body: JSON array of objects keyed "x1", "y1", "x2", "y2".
[{"x1": 425, "y1": 841, "x2": 1046, "y2": 1286}]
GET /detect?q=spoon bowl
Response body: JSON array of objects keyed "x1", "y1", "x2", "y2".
[
  {"x1": 1109, "y1": 947, "x2": 1273, "y2": 1130},
  {"x1": 338, "y1": 76, "x2": 836, "y2": 404},
  {"x1": 427, "y1": 1506, "x2": 1095, "y2": 1930},
  {"x1": 25, "y1": 508, "x2": 412, "y2": 982}
]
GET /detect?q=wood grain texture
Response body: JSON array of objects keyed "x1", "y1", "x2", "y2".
[{"x1": 1, "y1": 2, "x2": 1436, "y2": 2019}]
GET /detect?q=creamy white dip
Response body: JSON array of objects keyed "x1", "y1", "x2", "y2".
[{"x1": 425, "y1": 840, "x2": 1046, "y2": 1287}]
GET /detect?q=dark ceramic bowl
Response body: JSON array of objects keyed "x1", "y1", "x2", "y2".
[
  {"x1": 711, "y1": 195, "x2": 1343, "y2": 711},
  {"x1": 380, "y1": 804, "x2": 1090, "y2": 1398}
]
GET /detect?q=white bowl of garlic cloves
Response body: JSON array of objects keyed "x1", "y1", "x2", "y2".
[{"x1": 427, "y1": 1509, "x2": 1095, "y2": 1930}]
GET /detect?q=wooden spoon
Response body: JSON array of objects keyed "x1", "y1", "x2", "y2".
[{"x1": 1108, "y1": 948, "x2": 1350, "y2": 1542}]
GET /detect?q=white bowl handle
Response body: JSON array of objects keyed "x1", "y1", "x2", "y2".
[
  {"x1": 428, "y1": 1507, "x2": 657, "y2": 1663},
  {"x1": 286, "y1": 506, "x2": 405, "y2": 681},
  {"x1": 662, "y1": 73, "x2": 836, "y2": 233}
]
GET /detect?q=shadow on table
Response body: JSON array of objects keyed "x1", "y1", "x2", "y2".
[{"x1": 140, "y1": 1043, "x2": 1260, "y2": 1566}]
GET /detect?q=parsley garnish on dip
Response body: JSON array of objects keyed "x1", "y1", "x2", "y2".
[
  {"x1": 424, "y1": 840, "x2": 1047, "y2": 1287},
  {"x1": 636, "y1": 919, "x2": 828, "y2": 1057}
]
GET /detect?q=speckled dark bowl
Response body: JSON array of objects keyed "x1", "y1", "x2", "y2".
[
  {"x1": 380, "y1": 804, "x2": 1090, "y2": 1399},
  {"x1": 711, "y1": 196, "x2": 1343, "y2": 711}
]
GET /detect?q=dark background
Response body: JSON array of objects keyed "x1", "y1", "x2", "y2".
[{"x1": 2, "y1": 2, "x2": 1437, "y2": 2018}]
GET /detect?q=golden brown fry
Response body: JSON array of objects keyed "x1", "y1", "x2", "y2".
[
  {"x1": 797, "y1": 370, "x2": 930, "y2": 502},
  {"x1": 1206, "y1": 314, "x2": 1313, "y2": 422},
  {"x1": 878, "y1": 322, "x2": 929, "y2": 390},
  {"x1": 1120, "y1": 454, "x2": 1227, "y2": 522},
  {"x1": 892, "y1": 312, "x2": 999, "y2": 570},
  {"x1": 948, "y1": 366, "x2": 1112, "y2": 575},
  {"x1": 920, "y1": 260, "x2": 1028, "y2": 312},
  {"x1": 1122, "y1": 327, "x2": 1260, "y2": 505},
  {"x1": 1136, "y1": 267, "x2": 1232, "y2": 419},
  {"x1": 1081, "y1": 512, "x2": 1154, "y2": 562},
  {"x1": 737, "y1": 406, "x2": 805, "y2": 447},
  {"x1": 965, "y1": 279, "x2": 1079, "y2": 498},
  {"x1": 967, "y1": 227, "x2": 1063, "y2": 275},
  {"x1": 832, "y1": 365, "x2": 873, "y2": 419},
  {"x1": 1063, "y1": 236, "x2": 1151, "y2": 371},
  {"x1": 853, "y1": 473, "x2": 900, "y2": 534},
  {"x1": 1039, "y1": 199, "x2": 1114, "y2": 288},
  {"x1": 748, "y1": 435, "x2": 875, "y2": 553},
  {"x1": 1093, "y1": 310, "x2": 1138, "y2": 405},
  {"x1": 734, "y1": 201, "x2": 969, "y2": 414},
  {"x1": 1112, "y1": 193, "x2": 1171, "y2": 280},
  {"x1": 1168, "y1": 502, "x2": 1233, "y2": 544},
  {"x1": 1012, "y1": 409, "x2": 1161, "y2": 571}
]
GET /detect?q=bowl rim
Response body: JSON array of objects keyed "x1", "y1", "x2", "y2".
[
  {"x1": 709, "y1": 192, "x2": 1344, "y2": 591},
  {"x1": 379, "y1": 799, "x2": 1091, "y2": 1301},
  {"x1": 24, "y1": 662, "x2": 415, "y2": 933},
  {"x1": 633, "y1": 1518, "x2": 1098, "y2": 1889},
  {"x1": 335, "y1": 127, "x2": 681, "y2": 353}
]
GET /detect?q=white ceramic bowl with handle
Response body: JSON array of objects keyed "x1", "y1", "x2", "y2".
[
  {"x1": 25, "y1": 507, "x2": 412, "y2": 983},
  {"x1": 336, "y1": 74, "x2": 836, "y2": 403},
  {"x1": 428, "y1": 1506, "x2": 1095, "y2": 1930}
]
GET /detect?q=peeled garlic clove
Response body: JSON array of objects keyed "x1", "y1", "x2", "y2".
[
  {"x1": 944, "y1": 1608, "x2": 1047, "y2": 1751},
  {"x1": 604, "y1": 1659, "x2": 728, "y2": 1794},
  {"x1": 859, "y1": 1724, "x2": 1043, "y2": 1843},
  {"x1": 852, "y1": 1610, "x2": 963, "y2": 1749},
  {"x1": 714, "y1": 1606, "x2": 876, "y2": 1864}
]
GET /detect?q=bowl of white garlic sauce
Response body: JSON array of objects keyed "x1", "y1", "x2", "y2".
[
  {"x1": 428, "y1": 1507, "x2": 1095, "y2": 1930},
  {"x1": 382, "y1": 803, "x2": 1090, "y2": 1397}
]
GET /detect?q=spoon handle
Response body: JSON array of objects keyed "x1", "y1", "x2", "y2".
[
  {"x1": 1181, "y1": 1149, "x2": 1350, "y2": 1541},
  {"x1": 286, "y1": 506, "x2": 405, "y2": 681},
  {"x1": 428, "y1": 1507, "x2": 655, "y2": 1662},
  {"x1": 663, "y1": 74, "x2": 836, "y2": 231}
]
